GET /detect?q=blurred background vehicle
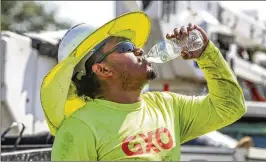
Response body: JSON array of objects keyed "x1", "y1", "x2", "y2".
[{"x1": 1, "y1": 1, "x2": 266, "y2": 161}]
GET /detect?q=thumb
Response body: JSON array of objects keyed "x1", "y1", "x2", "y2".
[{"x1": 194, "y1": 25, "x2": 208, "y2": 43}]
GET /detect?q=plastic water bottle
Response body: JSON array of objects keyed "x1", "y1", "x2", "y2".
[{"x1": 143, "y1": 29, "x2": 204, "y2": 63}]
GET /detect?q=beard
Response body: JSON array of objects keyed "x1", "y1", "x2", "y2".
[{"x1": 113, "y1": 63, "x2": 157, "y2": 91}]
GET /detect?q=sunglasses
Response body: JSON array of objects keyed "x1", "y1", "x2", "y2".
[
  {"x1": 78, "y1": 40, "x2": 136, "y2": 77},
  {"x1": 95, "y1": 41, "x2": 136, "y2": 63}
]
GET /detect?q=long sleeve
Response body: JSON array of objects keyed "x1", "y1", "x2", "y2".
[
  {"x1": 51, "y1": 117, "x2": 97, "y2": 161},
  {"x1": 165, "y1": 41, "x2": 246, "y2": 144}
]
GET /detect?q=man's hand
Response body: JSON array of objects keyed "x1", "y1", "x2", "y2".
[{"x1": 166, "y1": 23, "x2": 209, "y2": 60}]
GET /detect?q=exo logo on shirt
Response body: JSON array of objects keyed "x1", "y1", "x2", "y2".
[{"x1": 122, "y1": 127, "x2": 174, "y2": 156}]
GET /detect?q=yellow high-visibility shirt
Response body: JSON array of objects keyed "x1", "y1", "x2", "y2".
[{"x1": 51, "y1": 41, "x2": 246, "y2": 161}]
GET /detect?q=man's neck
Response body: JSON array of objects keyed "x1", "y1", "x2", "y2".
[{"x1": 101, "y1": 85, "x2": 142, "y2": 104}]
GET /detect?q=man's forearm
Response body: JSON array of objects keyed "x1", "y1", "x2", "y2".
[{"x1": 195, "y1": 41, "x2": 246, "y2": 124}]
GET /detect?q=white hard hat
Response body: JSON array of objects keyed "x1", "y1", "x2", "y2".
[
  {"x1": 58, "y1": 23, "x2": 95, "y2": 63},
  {"x1": 57, "y1": 23, "x2": 101, "y2": 80}
]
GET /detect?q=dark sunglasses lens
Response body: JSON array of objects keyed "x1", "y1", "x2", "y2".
[{"x1": 116, "y1": 42, "x2": 135, "y2": 53}]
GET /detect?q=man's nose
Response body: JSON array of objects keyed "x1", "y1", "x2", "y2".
[{"x1": 134, "y1": 48, "x2": 144, "y2": 56}]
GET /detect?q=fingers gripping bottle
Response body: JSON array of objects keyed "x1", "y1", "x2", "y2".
[{"x1": 143, "y1": 29, "x2": 204, "y2": 63}]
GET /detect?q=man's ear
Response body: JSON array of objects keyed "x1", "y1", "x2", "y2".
[{"x1": 92, "y1": 63, "x2": 113, "y2": 78}]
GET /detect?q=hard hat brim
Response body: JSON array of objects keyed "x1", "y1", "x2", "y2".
[{"x1": 40, "y1": 11, "x2": 151, "y2": 135}]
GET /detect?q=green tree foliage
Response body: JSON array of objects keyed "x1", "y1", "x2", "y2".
[{"x1": 1, "y1": 1, "x2": 72, "y2": 33}]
